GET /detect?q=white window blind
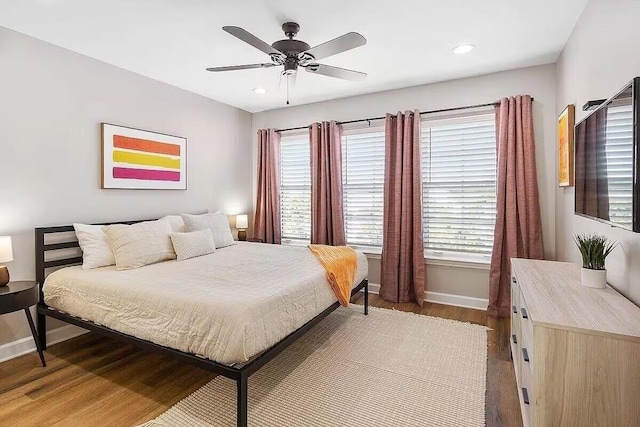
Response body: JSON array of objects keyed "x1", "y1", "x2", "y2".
[
  {"x1": 342, "y1": 128, "x2": 385, "y2": 247},
  {"x1": 421, "y1": 114, "x2": 497, "y2": 258},
  {"x1": 280, "y1": 136, "x2": 311, "y2": 243},
  {"x1": 605, "y1": 104, "x2": 634, "y2": 228}
]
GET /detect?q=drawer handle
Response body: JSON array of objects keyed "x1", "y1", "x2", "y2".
[
  {"x1": 512, "y1": 305, "x2": 518, "y2": 314},
  {"x1": 521, "y1": 307, "x2": 528, "y2": 319},
  {"x1": 522, "y1": 347, "x2": 530, "y2": 362},
  {"x1": 522, "y1": 387, "x2": 530, "y2": 405},
  {"x1": 512, "y1": 334, "x2": 517, "y2": 345},
  {"x1": 512, "y1": 277, "x2": 517, "y2": 284}
]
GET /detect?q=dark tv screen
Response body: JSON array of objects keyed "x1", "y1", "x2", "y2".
[{"x1": 574, "y1": 79, "x2": 639, "y2": 232}]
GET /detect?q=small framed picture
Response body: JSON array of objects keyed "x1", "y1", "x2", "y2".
[
  {"x1": 558, "y1": 104, "x2": 575, "y2": 187},
  {"x1": 101, "y1": 123, "x2": 187, "y2": 190}
]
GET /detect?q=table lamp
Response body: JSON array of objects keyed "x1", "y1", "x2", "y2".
[
  {"x1": 0, "y1": 236, "x2": 13, "y2": 287},
  {"x1": 236, "y1": 215, "x2": 248, "y2": 241}
]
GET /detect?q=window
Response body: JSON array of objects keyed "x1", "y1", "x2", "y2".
[
  {"x1": 421, "y1": 114, "x2": 497, "y2": 260},
  {"x1": 605, "y1": 104, "x2": 634, "y2": 227},
  {"x1": 342, "y1": 128, "x2": 385, "y2": 248},
  {"x1": 280, "y1": 135, "x2": 311, "y2": 243}
]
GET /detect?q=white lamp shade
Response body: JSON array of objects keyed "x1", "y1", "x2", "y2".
[
  {"x1": 236, "y1": 214, "x2": 248, "y2": 230},
  {"x1": 0, "y1": 236, "x2": 13, "y2": 263}
]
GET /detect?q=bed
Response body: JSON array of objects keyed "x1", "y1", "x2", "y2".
[{"x1": 35, "y1": 220, "x2": 369, "y2": 427}]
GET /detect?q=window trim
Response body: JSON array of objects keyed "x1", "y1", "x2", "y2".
[
  {"x1": 341, "y1": 125, "x2": 386, "y2": 248},
  {"x1": 280, "y1": 133, "x2": 312, "y2": 242},
  {"x1": 420, "y1": 111, "x2": 497, "y2": 261}
]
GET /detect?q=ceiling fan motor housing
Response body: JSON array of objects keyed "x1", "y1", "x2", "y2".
[{"x1": 271, "y1": 39, "x2": 311, "y2": 56}]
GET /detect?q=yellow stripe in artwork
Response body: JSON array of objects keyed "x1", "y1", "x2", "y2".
[{"x1": 112, "y1": 150, "x2": 180, "y2": 170}]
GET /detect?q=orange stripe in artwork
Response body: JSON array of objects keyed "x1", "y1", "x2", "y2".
[{"x1": 113, "y1": 135, "x2": 181, "y2": 156}]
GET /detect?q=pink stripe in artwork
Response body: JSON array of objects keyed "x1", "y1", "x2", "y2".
[{"x1": 113, "y1": 167, "x2": 180, "y2": 182}]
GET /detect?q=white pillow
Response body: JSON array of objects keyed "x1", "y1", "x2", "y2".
[
  {"x1": 73, "y1": 223, "x2": 115, "y2": 269},
  {"x1": 161, "y1": 215, "x2": 186, "y2": 232},
  {"x1": 181, "y1": 213, "x2": 235, "y2": 249},
  {"x1": 170, "y1": 229, "x2": 216, "y2": 261},
  {"x1": 103, "y1": 219, "x2": 175, "y2": 270}
]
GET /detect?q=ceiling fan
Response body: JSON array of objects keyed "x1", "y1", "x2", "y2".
[{"x1": 206, "y1": 22, "x2": 367, "y2": 102}]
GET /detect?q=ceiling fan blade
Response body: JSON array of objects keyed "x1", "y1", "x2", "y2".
[
  {"x1": 206, "y1": 63, "x2": 276, "y2": 72},
  {"x1": 302, "y1": 32, "x2": 366, "y2": 61},
  {"x1": 304, "y1": 64, "x2": 366, "y2": 81},
  {"x1": 222, "y1": 26, "x2": 284, "y2": 58}
]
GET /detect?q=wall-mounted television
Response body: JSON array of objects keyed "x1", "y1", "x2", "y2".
[{"x1": 574, "y1": 77, "x2": 640, "y2": 232}]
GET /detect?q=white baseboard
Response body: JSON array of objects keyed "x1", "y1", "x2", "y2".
[
  {"x1": 366, "y1": 283, "x2": 488, "y2": 311},
  {"x1": 0, "y1": 324, "x2": 88, "y2": 364}
]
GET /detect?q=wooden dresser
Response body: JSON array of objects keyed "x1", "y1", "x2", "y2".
[{"x1": 510, "y1": 259, "x2": 640, "y2": 427}]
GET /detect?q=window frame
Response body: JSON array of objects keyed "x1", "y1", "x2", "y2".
[
  {"x1": 420, "y1": 111, "x2": 497, "y2": 264},
  {"x1": 279, "y1": 132, "x2": 312, "y2": 245},
  {"x1": 341, "y1": 125, "x2": 386, "y2": 251}
]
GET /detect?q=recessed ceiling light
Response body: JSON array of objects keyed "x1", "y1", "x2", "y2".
[
  {"x1": 252, "y1": 87, "x2": 267, "y2": 94},
  {"x1": 452, "y1": 44, "x2": 475, "y2": 54}
]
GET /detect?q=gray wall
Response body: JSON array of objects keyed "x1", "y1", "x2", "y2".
[
  {"x1": 253, "y1": 64, "x2": 557, "y2": 302},
  {"x1": 556, "y1": 0, "x2": 640, "y2": 304},
  {"x1": 0, "y1": 27, "x2": 253, "y2": 346}
]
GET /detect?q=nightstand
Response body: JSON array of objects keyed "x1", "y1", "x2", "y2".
[{"x1": 0, "y1": 281, "x2": 46, "y2": 366}]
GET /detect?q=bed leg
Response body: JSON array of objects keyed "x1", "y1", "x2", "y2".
[
  {"x1": 364, "y1": 281, "x2": 369, "y2": 315},
  {"x1": 237, "y1": 374, "x2": 248, "y2": 427},
  {"x1": 37, "y1": 309, "x2": 47, "y2": 351}
]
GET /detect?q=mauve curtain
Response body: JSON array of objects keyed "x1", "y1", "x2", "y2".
[
  {"x1": 309, "y1": 121, "x2": 346, "y2": 245},
  {"x1": 380, "y1": 111, "x2": 426, "y2": 307},
  {"x1": 488, "y1": 96, "x2": 544, "y2": 317},
  {"x1": 575, "y1": 109, "x2": 609, "y2": 220},
  {"x1": 253, "y1": 129, "x2": 282, "y2": 244}
]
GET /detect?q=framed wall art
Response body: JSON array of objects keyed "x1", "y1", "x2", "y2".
[
  {"x1": 558, "y1": 104, "x2": 575, "y2": 187},
  {"x1": 101, "y1": 123, "x2": 187, "y2": 190}
]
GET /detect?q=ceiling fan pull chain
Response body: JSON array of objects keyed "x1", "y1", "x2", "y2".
[{"x1": 286, "y1": 75, "x2": 290, "y2": 105}]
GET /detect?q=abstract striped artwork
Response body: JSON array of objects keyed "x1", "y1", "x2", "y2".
[{"x1": 101, "y1": 123, "x2": 187, "y2": 189}]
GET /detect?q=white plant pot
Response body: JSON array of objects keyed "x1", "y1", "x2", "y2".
[{"x1": 581, "y1": 268, "x2": 607, "y2": 289}]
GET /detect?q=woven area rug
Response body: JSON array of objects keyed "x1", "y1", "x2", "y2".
[{"x1": 139, "y1": 305, "x2": 488, "y2": 427}]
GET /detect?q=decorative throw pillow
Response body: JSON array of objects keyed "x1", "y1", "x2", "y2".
[
  {"x1": 170, "y1": 229, "x2": 216, "y2": 261},
  {"x1": 103, "y1": 219, "x2": 176, "y2": 270},
  {"x1": 181, "y1": 213, "x2": 235, "y2": 249},
  {"x1": 73, "y1": 223, "x2": 115, "y2": 269},
  {"x1": 161, "y1": 215, "x2": 186, "y2": 233}
]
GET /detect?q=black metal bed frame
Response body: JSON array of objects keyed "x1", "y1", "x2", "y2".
[{"x1": 35, "y1": 221, "x2": 369, "y2": 427}]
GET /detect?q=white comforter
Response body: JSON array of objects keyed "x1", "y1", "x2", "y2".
[{"x1": 43, "y1": 242, "x2": 368, "y2": 365}]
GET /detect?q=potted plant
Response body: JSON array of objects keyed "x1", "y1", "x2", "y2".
[{"x1": 574, "y1": 234, "x2": 617, "y2": 288}]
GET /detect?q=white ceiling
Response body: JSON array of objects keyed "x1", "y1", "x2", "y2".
[{"x1": 0, "y1": 0, "x2": 589, "y2": 112}]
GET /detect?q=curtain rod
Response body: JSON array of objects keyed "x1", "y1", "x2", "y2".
[{"x1": 274, "y1": 98, "x2": 534, "y2": 133}]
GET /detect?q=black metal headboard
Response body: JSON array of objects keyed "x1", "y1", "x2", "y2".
[{"x1": 35, "y1": 218, "x2": 152, "y2": 303}]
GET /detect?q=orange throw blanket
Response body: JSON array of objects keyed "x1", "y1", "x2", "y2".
[{"x1": 308, "y1": 244, "x2": 358, "y2": 307}]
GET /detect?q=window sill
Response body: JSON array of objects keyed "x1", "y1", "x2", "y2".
[
  {"x1": 285, "y1": 242, "x2": 491, "y2": 271},
  {"x1": 352, "y1": 246, "x2": 490, "y2": 271},
  {"x1": 281, "y1": 239, "x2": 310, "y2": 247}
]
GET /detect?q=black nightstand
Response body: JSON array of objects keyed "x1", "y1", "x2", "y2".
[{"x1": 0, "y1": 281, "x2": 46, "y2": 366}]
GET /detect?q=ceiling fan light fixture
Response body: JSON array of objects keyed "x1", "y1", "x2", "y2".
[
  {"x1": 452, "y1": 44, "x2": 475, "y2": 54},
  {"x1": 252, "y1": 87, "x2": 267, "y2": 94}
]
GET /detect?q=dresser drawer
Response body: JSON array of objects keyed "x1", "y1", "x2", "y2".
[
  {"x1": 519, "y1": 360, "x2": 535, "y2": 427},
  {"x1": 511, "y1": 277, "x2": 522, "y2": 370},
  {"x1": 519, "y1": 291, "x2": 534, "y2": 371}
]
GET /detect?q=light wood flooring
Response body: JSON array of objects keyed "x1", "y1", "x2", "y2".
[{"x1": 0, "y1": 294, "x2": 521, "y2": 426}]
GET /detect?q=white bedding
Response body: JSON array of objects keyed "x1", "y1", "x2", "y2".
[{"x1": 43, "y1": 242, "x2": 368, "y2": 365}]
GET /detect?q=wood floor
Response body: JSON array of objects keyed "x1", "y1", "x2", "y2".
[{"x1": 0, "y1": 295, "x2": 522, "y2": 426}]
